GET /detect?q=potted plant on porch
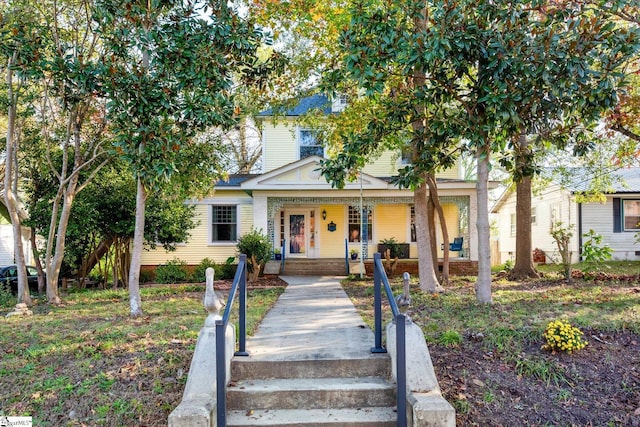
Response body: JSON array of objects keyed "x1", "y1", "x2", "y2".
[
  {"x1": 274, "y1": 248, "x2": 282, "y2": 260},
  {"x1": 350, "y1": 248, "x2": 358, "y2": 260}
]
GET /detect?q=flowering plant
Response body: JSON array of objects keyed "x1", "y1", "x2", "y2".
[{"x1": 542, "y1": 320, "x2": 588, "y2": 353}]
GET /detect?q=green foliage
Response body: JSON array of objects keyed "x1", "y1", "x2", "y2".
[
  {"x1": 542, "y1": 320, "x2": 588, "y2": 354},
  {"x1": 438, "y1": 330, "x2": 463, "y2": 347},
  {"x1": 502, "y1": 259, "x2": 514, "y2": 272},
  {"x1": 236, "y1": 228, "x2": 272, "y2": 271},
  {"x1": 154, "y1": 258, "x2": 189, "y2": 284},
  {"x1": 192, "y1": 258, "x2": 217, "y2": 283},
  {"x1": 379, "y1": 237, "x2": 402, "y2": 258},
  {"x1": 0, "y1": 281, "x2": 16, "y2": 308},
  {"x1": 550, "y1": 222, "x2": 574, "y2": 281},
  {"x1": 581, "y1": 229, "x2": 613, "y2": 271}
]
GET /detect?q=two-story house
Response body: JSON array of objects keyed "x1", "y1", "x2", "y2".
[{"x1": 140, "y1": 94, "x2": 482, "y2": 274}]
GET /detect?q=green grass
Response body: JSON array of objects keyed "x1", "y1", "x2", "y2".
[{"x1": 0, "y1": 284, "x2": 284, "y2": 426}]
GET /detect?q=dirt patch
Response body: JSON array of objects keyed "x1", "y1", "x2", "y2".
[{"x1": 432, "y1": 329, "x2": 640, "y2": 426}]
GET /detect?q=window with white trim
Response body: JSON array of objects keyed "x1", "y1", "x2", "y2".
[
  {"x1": 211, "y1": 205, "x2": 237, "y2": 242},
  {"x1": 510, "y1": 213, "x2": 516, "y2": 236},
  {"x1": 348, "y1": 206, "x2": 372, "y2": 242},
  {"x1": 531, "y1": 207, "x2": 537, "y2": 225},
  {"x1": 623, "y1": 200, "x2": 640, "y2": 231},
  {"x1": 299, "y1": 129, "x2": 324, "y2": 159}
]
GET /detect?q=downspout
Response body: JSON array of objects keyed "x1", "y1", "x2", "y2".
[{"x1": 577, "y1": 202, "x2": 583, "y2": 262}]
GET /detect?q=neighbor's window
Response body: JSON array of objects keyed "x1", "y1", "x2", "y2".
[
  {"x1": 623, "y1": 200, "x2": 640, "y2": 231},
  {"x1": 348, "y1": 206, "x2": 372, "y2": 242},
  {"x1": 299, "y1": 129, "x2": 324, "y2": 159},
  {"x1": 510, "y1": 213, "x2": 516, "y2": 236},
  {"x1": 211, "y1": 205, "x2": 237, "y2": 242},
  {"x1": 531, "y1": 207, "x2": 537, "y2": 225}
]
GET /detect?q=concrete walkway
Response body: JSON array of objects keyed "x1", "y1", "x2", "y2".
[{"x1": 244, "y1": 276, "x2": 377, "y2": 361}]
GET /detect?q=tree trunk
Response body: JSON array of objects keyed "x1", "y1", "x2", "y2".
[
  {"x1": 128, "y1": 177, "x2": 146, "y2": 317},
  {"x1": 3, "y1": 63, "x2": 32, "y2": 305},
  {"x1": 427, "y1": 173, "x2": 450, "y2": 284},
  {"x1": 30, "y1": 230, "x2": 46, "y2": 294},
  {"x1": 45, "y1": 172, "x2": 80, "y2": 305},
  {"x1": 415, "y1": 179, "x2": 443, "y2": 292},
  {"x1": 509, "y1": 134, "x2": 539, "y2": 280},
  {"x1": 475, "y1": 148, "x2": 492, "y2": 303},
  {"x1": 427, "y1": 191, "x2": 438, "y2": 274},
  {"x1": 509, "y1": 175, "x2": 540, "y2": 280}
]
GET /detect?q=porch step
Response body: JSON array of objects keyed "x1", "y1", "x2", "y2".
[
  {"x1": 227, "y1": 357, "x2": 396, "y2": 426},
  {"x1": 226, "y1": 407, "x2": 397, "y2": 426},
  {"x1": 282, "y1": 259, "x2": 348, "y2": 276},
  {"x1": 227, "y1": 377, "x2": 396, "y2": 410}
]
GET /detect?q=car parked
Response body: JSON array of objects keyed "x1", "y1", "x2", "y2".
[{"x1": 0, "y1": 265, "x2": 42, "y2": 294}]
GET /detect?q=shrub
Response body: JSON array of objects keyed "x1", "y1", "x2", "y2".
[
  {"x1": 0, "y1": 280, "x2": 16, "y2": 308},
  {"x1": 155, "y1": 258, "x2": 189, "y2": 284},
  {"x1": 581, "y1": 229, "x2": 613, "y2": 272},
  {"x1": 542, "y1": 319, "x2": 588, "y2": 353},
  {"x1": 192, "y1": 258, "x2": 217, "y2": 282},
  {"x1": 236, "y1": 229, "x2": 272, "y2": 281},
  {"x1": 438, "y1": 330, "x2": 463, "y2": 347}
]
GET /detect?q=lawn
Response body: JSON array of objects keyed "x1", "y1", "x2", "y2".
[
  {"x1": 343, "y1": 261, "x2": 640, "y2": 426},
  {"x1": 0, "y1": 283, "x2": 284, "y2": 426}
]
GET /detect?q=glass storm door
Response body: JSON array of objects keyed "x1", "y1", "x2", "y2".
[{"x1": 287, "y1": 213, "x2": 307, "y2": 257}]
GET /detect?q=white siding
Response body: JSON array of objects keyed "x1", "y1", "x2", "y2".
[
  {"x1": 582, "y1": 195, "x2": 640, "y2": 261},
  {"x1": 495, "y1": 184, "x2": 580, "y2": 264}
]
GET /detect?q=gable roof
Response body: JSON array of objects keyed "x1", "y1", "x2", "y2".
[
  {"x1": 257, "y1": 94, "x2": 332, "y2": 117},
  {"x1": 240, "y1": 156, "x2": 392, "y2": 191},
  {"x1": 555, "y1": 167, "x2": 640, "y2": 193}
]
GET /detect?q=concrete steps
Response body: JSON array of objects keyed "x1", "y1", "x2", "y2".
[
  {"x1": 227, "y1": 357, "x2": 397, "y2": 426},
  {"x1": 282, "y1": 259, "x2": 347, "y2": 276}
]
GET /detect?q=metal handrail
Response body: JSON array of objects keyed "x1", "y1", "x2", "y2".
[
  {"x1": 216, "y1": 254, "x2": 247, "y2": 427},
  {"x1": 371, "y1": 252, "x2": 407, "y2": 427},
  {"x1": 344, "y1": 238, "x2": 349, "y2": 273}
]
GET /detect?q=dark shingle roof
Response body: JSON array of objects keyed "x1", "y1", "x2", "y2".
[
  {"x1": 258, "y1": 94, "x2": 332, "y2": 117},
  {"x1": 548, "y1": 167, "x2": 640, "y2": 193},
  {"x1": 215, "y1": 174, "x2": 257, "y2": 187}
]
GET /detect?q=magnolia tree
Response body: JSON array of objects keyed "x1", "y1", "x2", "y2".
[{"x1": 95, "y1": 0, "x2": 281, "y2": 316}]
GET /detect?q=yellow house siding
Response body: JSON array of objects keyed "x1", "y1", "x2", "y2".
[
  {"x1": 437, "y1": 161, "x2": 461, "y2": 179},
  {"x1": 263, "y1": 122, "x2": 296, "y2": 172},
  {"x1": 376, "y1": 204, "x2": 410, "y2": 242},
  {"x1": 362, "y1": 151, "x2": 399, "y2": 176},
  {"x1": 140, "y1": 193, "x2": 254, "y2": 266},
  {"x1": 319, "y1": 205, "x2": 346, "y2": 258},
  {"x1": 436, "y1": 204, "x2": 460, "y2": 256}
]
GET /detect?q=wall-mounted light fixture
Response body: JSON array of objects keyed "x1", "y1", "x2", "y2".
[{"x1": 322, "y1": 209, "x2": 327, "y2": 220}]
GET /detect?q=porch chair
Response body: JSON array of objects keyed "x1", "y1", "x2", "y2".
[{"x1": 449, "y1": 237, "x2": 464, "y2": 253}]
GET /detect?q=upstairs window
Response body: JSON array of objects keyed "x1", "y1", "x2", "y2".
[
  {"x1": 299, "y1": 129, "x2": 324, "y2": 159},
  {"x1": 211, "y1": 205, "x2": 237, "y2": 242}
]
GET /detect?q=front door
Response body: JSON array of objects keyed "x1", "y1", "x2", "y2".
[{"x1": 287, "y1": 211, "x2": 307, "y2": 257}]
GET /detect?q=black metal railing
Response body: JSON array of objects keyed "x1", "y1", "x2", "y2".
[
  {"x1": 216, "y1": 254, "x2": 248, "y2": 427},
  {"x1": 371, "y1": 252, "x2": 407, "y2": 427},
  {"x1": 344, "y1": 238, "x2": 349, "y2": 273}
]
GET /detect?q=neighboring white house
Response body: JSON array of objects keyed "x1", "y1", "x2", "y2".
[
  {"x1": 492, "y1": 167, "x2": 640, "y2": 264},
  {"x1": 0, "y1": 202, "x2": 34, "y2": 266}
]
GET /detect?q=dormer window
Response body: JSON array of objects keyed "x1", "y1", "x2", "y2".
[
  {"x1": 299, "y1": 128, "x2": 324, "y2": 159},
  {"x1": 331, "y1": 94, "x2": 348, "y2": 112}
]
